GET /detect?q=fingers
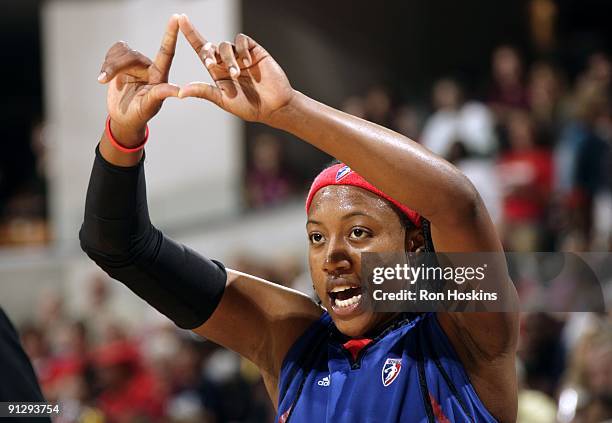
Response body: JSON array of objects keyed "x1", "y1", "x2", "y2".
[
  {"x1": 219, "y1": 42, "x2": 240, "y2": 78},
  {"x1": 235, "y1": 33, "x2": 254, "y2": 67},
  {"x1": 148, "y1": 83, "x2": 181, "y2": 102},
  {"x1": 98, "y1": 42, "x2": 152, "y2": 83},
  {"x1": 200, "y1": 41, "x2": 220, "y2": 70},
  {"x1": 153, "y1": 14, "x2": 180, "y2": 79},
  {"x1": 203, "y1": 44, "x2": 220, "y2": 69},
  {"x1": 98, "y1": 15, "x2": 178, "y2": 84},
  {"x1": 178, "y1": 82, "x2": 222, "y2": 105},
  {"x1": 178, "y1": 14, "x2": 211, "y2": 63}
]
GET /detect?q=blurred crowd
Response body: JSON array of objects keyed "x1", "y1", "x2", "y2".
[
  {"x1": 0, "y1": 0, "x2": 609, "y2": 421},
  {"x1": 16, "y1": 259, "x2": 612, "y2": 423},
  {"x1": 518, "y1": 312, "x2": 612, "y2": 422},
  {"x1": 20, "y1": 272, "x2": 282, "y2": 423},
  {"x1": 247, "y1": 46, "x2": 612, "y2": 254},
  {"x1": 2, "y1": 4, "x2": 611, "y2": 421}
]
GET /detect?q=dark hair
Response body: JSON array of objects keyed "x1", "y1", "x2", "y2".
[{"x1": 388, "y1": 202, "x2": 415, "y2": 231}]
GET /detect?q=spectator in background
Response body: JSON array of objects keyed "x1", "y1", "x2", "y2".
[
  {"x1": 516, "y1": 358, "x2": 557, "y2": 423},
  {"x1": 518, "y1": 313, "x2": 566, "y2": 398},
  {"x1": 363, "y1": 85, "x2": 393, "y2": 127},
  {"x1": 56, "y1": 321, "x2": 89, "y2": 359},
  {"x1": 528, "y1": 61, "x2": 568, "y2": 139},
  {"x1": 579, "y1": 330, "x2": 612, "y2": 422},
  {"x1": 246, "y1": 133, "x2": 294, "y2": 209},
  {"x1": 447, "y1": 141, "x2": 502, "y2": 225},
  {"x1": 497, "y1": 111, "x2": 553, "y2": 251},
  {"x1": 200, "y1": 348, "x2": 272, "y2": 422},
  {"x1": 580, "y1": 53, "x2": 612, "y2": 250},
  {"x1": 392, "y1": 104, "x2": 422, "y2": 140},
  {"x1": 558, "y1": 327, "x2": 612, "y2": 423},
  {"x1": 163, "y1": 339, "x2": 211, "y2": 423},
  {"x1": 488, "y1": 46, "x2": 529, "y2": 120},
  {"x1": 343, "y1": 92, "x2": 423, "y2": 141},
  {"x1": 36, "y1": 289, "x2": 70, "y2": 355},
  {"x1": 422, "y1": 78, "x2": 497, "y2": 159},
  {"x1": 93, "y1": 339, "x2": 166, "y2": 423},
  {"x1": 554, "y1": 80, "x2": 610, "y2": 248},
  {"x1": 227, "y1": 252, "x2": 276, "y2": 283},
  {"x1": 20, "y1": 322, "x2": 52, "y2": 382},
  {"x1": 82, "y1": 275, "x2": 119, "y2": 345},
  {"x1": 580, "y1": 52, "x2": 611, "y2": 91},
  {"x1": 341, "y1": 96, "x2": 367, "y2": 120},
  {"x1": 42, "y1": 321, "x2": 92, "y2": 403}
]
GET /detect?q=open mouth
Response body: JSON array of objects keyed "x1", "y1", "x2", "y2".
[{"x1": 328, "y1": 285, "x2": 363, "y2": 314}]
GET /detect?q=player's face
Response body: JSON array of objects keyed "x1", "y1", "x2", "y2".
[{"x1": 307, "y1": 185, "x2": 407, "y2": 337}]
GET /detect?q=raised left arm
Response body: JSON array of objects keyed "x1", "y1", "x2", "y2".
[{"x1": 177, "y1": 16, "x2": 518, "y2": 361}]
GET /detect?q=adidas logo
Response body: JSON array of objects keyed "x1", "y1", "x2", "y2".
[{"x1": 317, "y1": 375, "x2": 330, "y2": 387}]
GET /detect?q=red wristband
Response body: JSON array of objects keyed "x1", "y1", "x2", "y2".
[{"x1": 105, "y1": 116, "x2": 149, "y2": 153}]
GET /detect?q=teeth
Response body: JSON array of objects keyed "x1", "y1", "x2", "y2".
[
  {"x1": 334, "y1": 294, "x2": 362, "y2": 308},
  {"x1": 331, "y1": 285, "x2": 353, "y2": 293}
]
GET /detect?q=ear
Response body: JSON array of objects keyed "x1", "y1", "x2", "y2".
[{"x1": 404, "y1": 226, "x2": 425, "y2": 252}]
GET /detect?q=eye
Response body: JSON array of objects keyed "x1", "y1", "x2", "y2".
[
  {"x1": 309, "y1": 232, "x2": 325, "y2": 245},
  {"x1": 349, "y1": 227, "x2": 370, "y2": 240}
]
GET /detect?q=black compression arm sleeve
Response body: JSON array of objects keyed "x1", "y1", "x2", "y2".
[{"x1": 79, "y1": 146, "x2": 226, "y2": 329}]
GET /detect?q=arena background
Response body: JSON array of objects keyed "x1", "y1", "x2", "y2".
[{"x1": 0, "y1": 0, "x2": 610, "y2": 422}]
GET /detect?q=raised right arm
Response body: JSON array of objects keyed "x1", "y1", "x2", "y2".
[{"x1": 80, "y1": 16, "x2": 321, "y2": 405}]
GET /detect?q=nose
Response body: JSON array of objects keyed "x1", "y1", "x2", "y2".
[{"x1": 322, "y1": 237, "x2": 351, "y2": 275}]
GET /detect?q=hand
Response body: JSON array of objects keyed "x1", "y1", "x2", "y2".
[
  {"x1": 98, "y1": 14, "x2": 181, "y2": 146},
  {"x1": 177, "y1": 14, "x2": 295, "y2": 125}
]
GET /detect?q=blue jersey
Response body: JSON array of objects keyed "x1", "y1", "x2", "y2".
[{"x1": 276, "y1": 312, "x2": 498, "y2": 422}]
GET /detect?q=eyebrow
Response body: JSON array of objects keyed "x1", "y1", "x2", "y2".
[
  {"x1": 306, "y1": 211, "x2": 371, "y2": 226},
  {"x1": 341, "y1": 211, "x2": 370, "y2": 220}
]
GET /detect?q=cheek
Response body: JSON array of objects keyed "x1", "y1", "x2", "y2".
[
  {"x1": 355, "y1": 233, "x2": 405, "y2": 254},
  {"x1": 308, "y1": 254, "x2": 325, "y2": 293},
  {"x1": 375, "y1": 232, "x2": 406, "y2": 251}
]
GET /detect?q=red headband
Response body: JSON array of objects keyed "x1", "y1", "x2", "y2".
[{"x1": 305, "y1": 164, "x2": 421, "y2": 227}]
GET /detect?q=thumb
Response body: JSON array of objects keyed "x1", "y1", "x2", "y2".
[
  {"x1": 148, "y1": 82, "x2": 180, "y2": 102},
  {"x1": 178, "y1": 82, "x2": 222, "y2": 105}
]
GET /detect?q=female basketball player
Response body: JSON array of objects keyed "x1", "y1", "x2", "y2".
[{"x1": 81, "y1": 14, "x2": 518, "y2": 422}]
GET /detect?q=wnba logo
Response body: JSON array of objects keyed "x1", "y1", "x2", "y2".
[
  {"x1": 382, "y1": 358, "x2": 402, "y2": 386},
  {"x1": 335, "y1": 165, "x2": 352, "y2": 181}
]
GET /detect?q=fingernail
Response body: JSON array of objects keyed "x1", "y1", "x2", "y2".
[
  {"x1": 205, "y1": 58, "x2": 214, "y2": 67},
  {"x1": 203, "y1": 42, "x2": 212, "y2": 51},
  {"x1": 243, "y1": 58, "x2": 250, "y2": 66},
  {"x1": 230, "y1": 67, "x2": 238, "y2": 77},
  {"x1": 97, "y1": 72, "x2": 107, "y2": 82}
]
